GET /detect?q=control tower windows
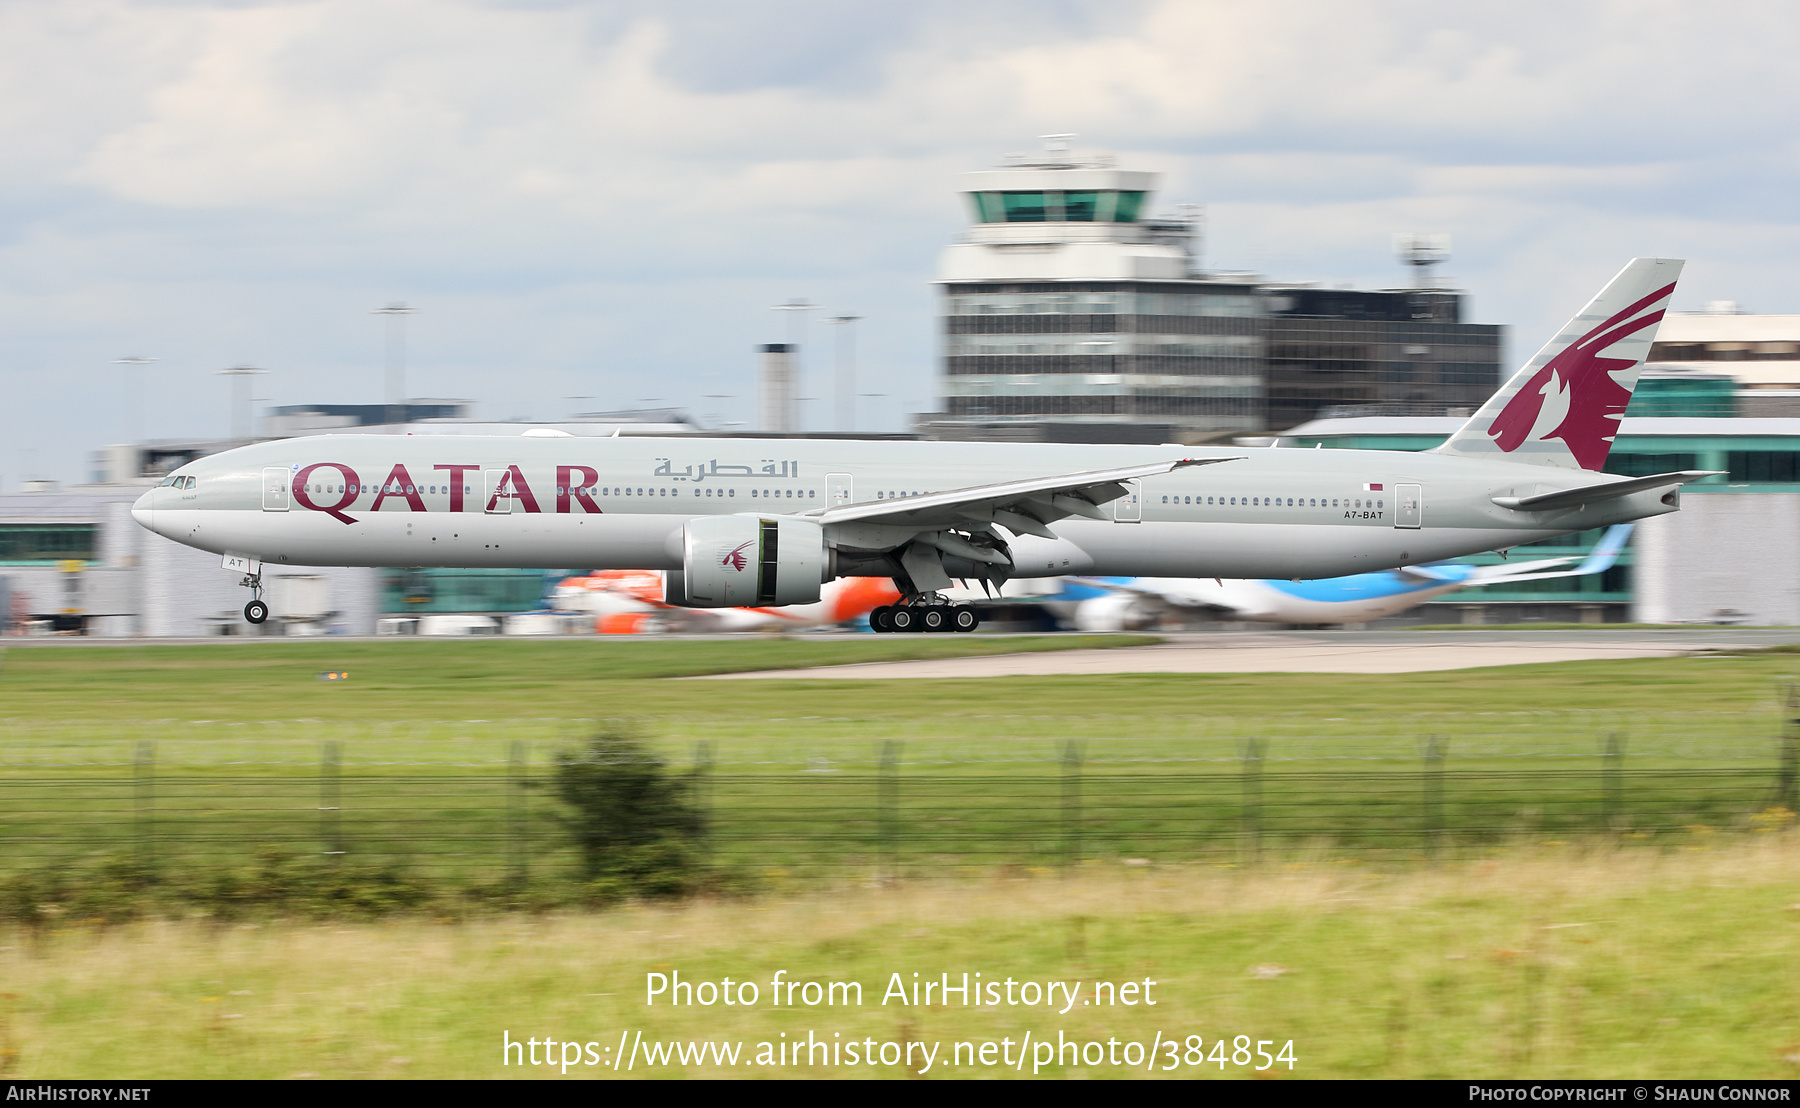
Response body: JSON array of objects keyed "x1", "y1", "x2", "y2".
[{"x1": 968, "y1": 190, "x2": 1146, "y2": 224}]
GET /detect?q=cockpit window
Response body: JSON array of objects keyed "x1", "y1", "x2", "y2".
[{"x1": 184, "y1": 476, "x2": 196, "y2": 490}]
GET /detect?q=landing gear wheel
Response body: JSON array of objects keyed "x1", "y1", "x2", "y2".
[
  {"x1": 920, "y1": 607, "x2": 948, "y2": 633},
  {"x1": 244, "y1": 599, "x2": 269, "y2": 625},
  {"x1": 870, "y1": 606, "x2": 893, "y2": 633},
  {"x1": 952, "y1": 607, "x2": 979, "y2": 633},
  {"x1": 889, "y1": 607, "x2": 919, "y2": 633}
]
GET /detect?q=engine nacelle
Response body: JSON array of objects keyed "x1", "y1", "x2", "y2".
[{"x1": 665, "y1": 515, "x2": 825, "y2": 608}]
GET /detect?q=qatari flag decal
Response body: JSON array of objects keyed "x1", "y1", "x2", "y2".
[{"x1": 1364, "y1": 482, "x2": 1384, "y2": 491}]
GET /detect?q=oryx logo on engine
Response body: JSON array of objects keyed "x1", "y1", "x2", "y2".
[{"x1": 721, "y1": 540, "x2": 755, "y2": 572}]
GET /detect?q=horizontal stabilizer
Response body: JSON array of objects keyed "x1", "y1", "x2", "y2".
[{"x1": 1491, "y1": 471, "x2": 1719, "y2": 513}]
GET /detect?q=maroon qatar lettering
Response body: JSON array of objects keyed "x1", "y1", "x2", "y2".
[
  {"x1": 371, "y1": 464, "x2": 427, "y2": 512},
  {"x1": 434, "y1": 464, "x2": 480, "y2": 513},
  {"x1": 292, "y1": 462, "x2": 362, "y2": 525},
  {"x1": 557, "y1": 465, "x2": 603, "y2": 514},
  {"x1": 486, "y1": 464, "x2": 542, "y2": 513}
]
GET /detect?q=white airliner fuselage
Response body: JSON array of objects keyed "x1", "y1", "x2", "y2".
[
  {"x1": 129, "y1": 258, "x2": 1707, "y2": 625},
  {"x1": 132, "y1": 435, "x2": 1665, "y2": 578}
]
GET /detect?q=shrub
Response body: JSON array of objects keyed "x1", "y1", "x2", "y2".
[{"x1": 551, "y1": 725, "x2": 707, "y2": 898}]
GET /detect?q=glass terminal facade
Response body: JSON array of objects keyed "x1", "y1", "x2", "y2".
[
  {"x1": 942, "y1": 282, "x2": 1265, "y2": 426},
  {"x1": 1265, "y1": 290, "x2": 1504, "y2": 430}
]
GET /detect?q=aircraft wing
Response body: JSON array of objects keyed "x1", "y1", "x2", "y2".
[
  {"x1": 804, "y1": 456, "x2": 1242, "y2": 592},
  {"x1": 811, "y1": 456, "x2": 1243, "y2": 541}
]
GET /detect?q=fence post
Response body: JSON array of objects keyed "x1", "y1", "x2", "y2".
[
  {"x1": 508, "y1": 740, "x2": 527, "y2": 892},
  {"x1": 878, "y1": 740, "x2": 898, "y2": 878},
  {"x1": 693, "y1": 741, "x2": 714, "y2": 863},
  {"x1": 1779, "y1": 685, "x2": 1799, "y2": 814},
  {"x1": 1603, "y1": 733, "x2": 1625, "y2": 832},
  {"x1": 134, "y1": 740, "x2": 154, "y2": 884},
  {"x1": 1241, "y1": 737, "x2": 1263, "y2": 864},
  {"x1": 1061, "y1": 740, "x2": 1084, "y2": 870},
  {"x1": 1423, "y1": 735, "x2": 1445, "y2": 858},
  {"x1": 320, "y1": 741, "x2": 343, "y2": 859}
]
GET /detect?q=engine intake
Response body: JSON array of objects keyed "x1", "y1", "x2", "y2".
[{"x1": 665, "y1": 515, "x2": 825, "y2": 608}]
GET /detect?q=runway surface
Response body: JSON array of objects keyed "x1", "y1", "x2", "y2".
[{"x1": 694, "y1": 629, "x2": 1800, "y2": 678}]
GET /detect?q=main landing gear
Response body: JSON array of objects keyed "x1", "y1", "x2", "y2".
[
  {"x1": 870, "y1": 596, "x2": 980, "y2": 634},
  {"x1": 240, "y1": 572, "x2": 268, "y2": 625}
]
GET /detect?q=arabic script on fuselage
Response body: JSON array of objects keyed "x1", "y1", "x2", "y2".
[{"x1": 653, "y1": 458, "x2": 801, "y2": 482}]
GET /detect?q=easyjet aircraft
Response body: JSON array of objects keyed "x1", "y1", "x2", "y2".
[
  {"x1": 135, "y1": 258, "x2": 1707, "y2": 633},
  {"x1": 551, "y1": 570, "x2": 899, "y2": 633}
]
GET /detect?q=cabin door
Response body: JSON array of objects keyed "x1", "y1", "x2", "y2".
[{"x1": 1395, "y1": 484, "x2": 1423, "y2": 529}]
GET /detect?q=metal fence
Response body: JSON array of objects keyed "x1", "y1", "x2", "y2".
[{"x1": 5, "y1": 731, "x2": 1797, "y2": 881}]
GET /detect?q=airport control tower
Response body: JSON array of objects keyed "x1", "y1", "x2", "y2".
[{"x1": 932, "y1": 138, "x2": 1265, "y2": 441}]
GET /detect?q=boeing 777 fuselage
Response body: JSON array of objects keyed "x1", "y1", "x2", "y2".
[{"x1": 131, "y1": 258, "x2": 1710, "y2": 629}]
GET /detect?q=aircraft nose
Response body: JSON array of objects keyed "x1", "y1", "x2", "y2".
[{"x1": 131, "y1": 488, "x2": 154, "y2": 530}]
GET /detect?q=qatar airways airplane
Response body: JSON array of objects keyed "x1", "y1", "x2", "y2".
[{"x1": 135, "y1": 258, "x2": 1708, "y2": 633}]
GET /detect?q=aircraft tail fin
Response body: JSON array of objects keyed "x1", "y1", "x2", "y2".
[{"x1": 1431, "y1": 259, "x2": 1683, "y2": 471}]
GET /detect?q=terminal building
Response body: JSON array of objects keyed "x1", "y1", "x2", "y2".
[{"x1": 925, "y1": 142, "x2": 1504, "y2": 442}]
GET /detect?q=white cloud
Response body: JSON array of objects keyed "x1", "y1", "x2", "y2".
[{"x1": 3, "y1": 0, "x2": 1800, "y2": 481}]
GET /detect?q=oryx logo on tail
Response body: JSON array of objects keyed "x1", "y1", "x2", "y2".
[
  {"x1": 1431, "y1": 258, "x2": 1683, "y2": 472},
  {"x1": 1486, "y1": 281, "x2": 1676, "y2": 471},
  {"x1": 721, "y1": 540, "x2": 755, "y2": 572}
]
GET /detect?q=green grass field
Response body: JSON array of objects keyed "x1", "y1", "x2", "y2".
[
  {"x1": 3, "y1": 636, "x2": 1800, "y2": 1078},
  {"x1": 1, "y1": 637, "x2": 1797, "y2": 883}
]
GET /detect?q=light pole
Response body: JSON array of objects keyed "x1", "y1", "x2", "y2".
[
  {"x1": 372, "y1": 302, "x2": 416, "y2": 429},
  {"x1": 825, "y1": 315, "x2": 862, "y2": 432},
  {"x1": 114, "y1": 357, "x2": 156, "y2": 444},
  {"x1": 216, "y1": 366, "x2": 267, "y2": 442}
]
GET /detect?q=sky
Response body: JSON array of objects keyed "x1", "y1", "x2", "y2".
[{"x1": 4, "y1": 0, "x2": 1800, "y2": 485}]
